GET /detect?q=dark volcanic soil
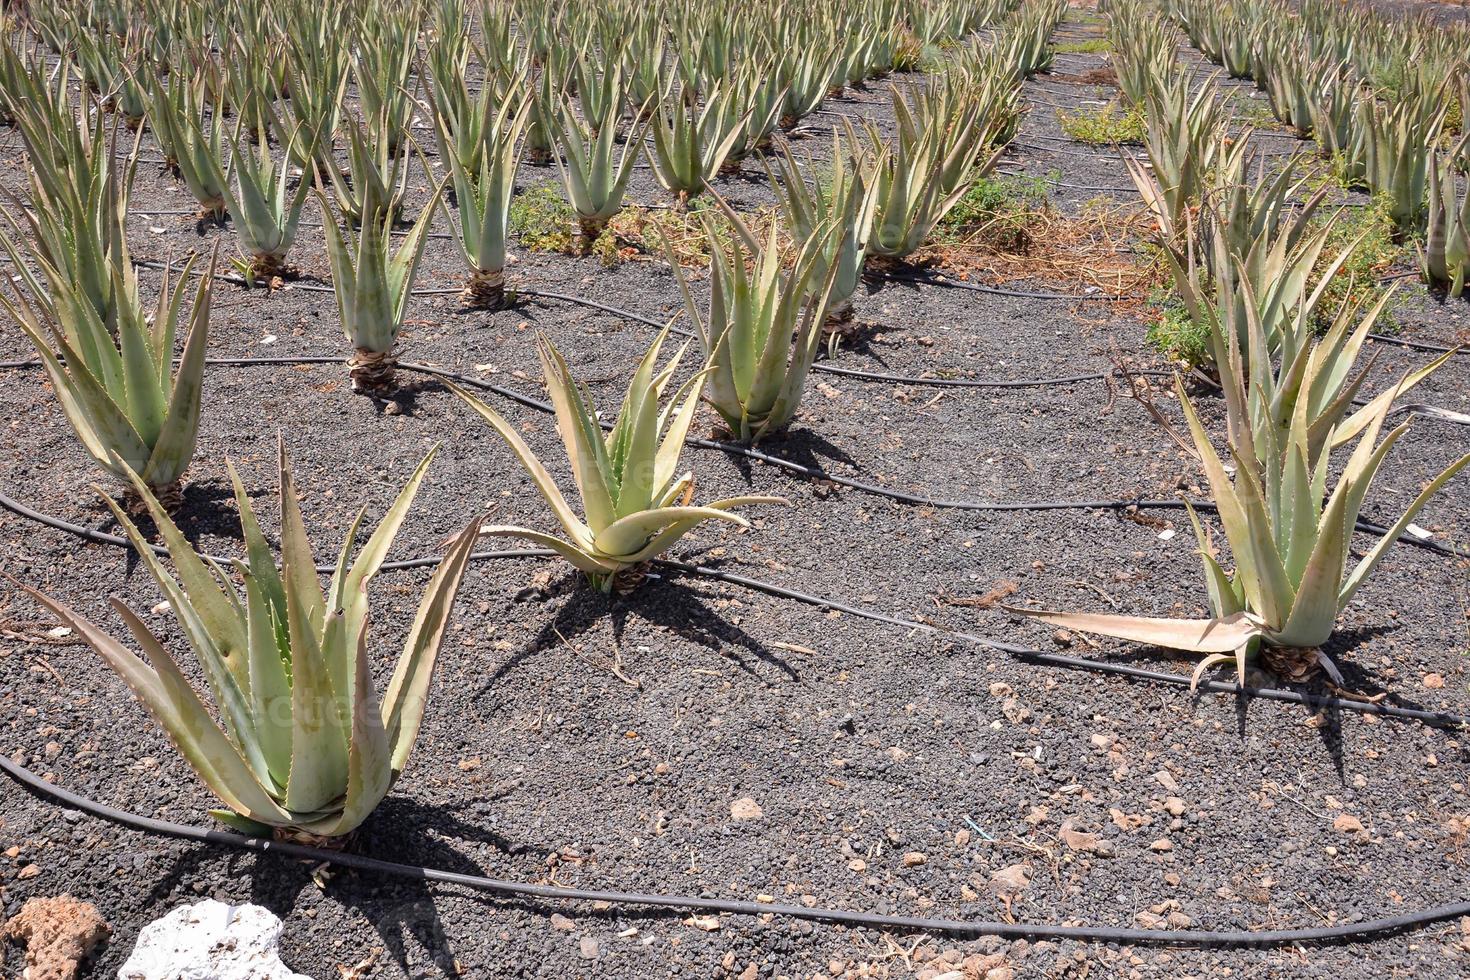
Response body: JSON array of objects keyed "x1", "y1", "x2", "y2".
[{"x1": 3, "y1": 10, "x2": 1470, "y2": 980}]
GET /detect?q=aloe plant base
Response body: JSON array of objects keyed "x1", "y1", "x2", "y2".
[
  {"x1": 461, "y1": 270, "x2": 509, "y2": 310},
  {"x1": 349, "y1": 348, "x2": 397, "y2": 395}
]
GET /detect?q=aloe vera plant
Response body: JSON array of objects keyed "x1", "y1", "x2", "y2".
[
  {"x1": 15, "y1": 444, "x2": 481, "y2": 840},
  {"x1": 1013, "y1": 273, "x2": 1468, "y2": 686},
  {"x1": 0, "y1": 244, "x2": 214, "y2": 511},
  {"x1": 320, "y1": 185, "x2": 441, "y2": 395},
  {"x1": 768, "y1": 131, "x2": 881, "y2": 332},
  {"x1": 146, "y1": 70, "x2": 230, "y2": 221},
  {"x1": 1422, "y1": 144, "x2": 1470, "y2": 296},
  {"x1": 322, "y1": 113, "x2": 412, "y2": 227},
  {"x1": 1360, "y1": 96, "x2": 1445, "y2": 230},
  {"x1": 221, "y1": 130, "x2": 311, "y2": 283},
  {"x1": 548, "y1": 95, "x2": 646, "y2": 250},
  {"x1": 10, "y1": 102, "x2": 138, "y2": 338},
  {"x1": 449, "y1": 330, "x2": 784, "y2": 593},
  {"x1": 1126, "y1": 74, "x2": 1225, "y2": 240},
  {"x1": 645, "y1": 81, "x2": 749, "y2": 205},
  {"x1": 444, "y1": 93, "x2": 533, "y2": 308},
  {"x1": 668, "y1": 200, "x2": 840, "y2": 441},
  {"x1": 863, "y1": 108, "x2": 985, "y2": 260}
]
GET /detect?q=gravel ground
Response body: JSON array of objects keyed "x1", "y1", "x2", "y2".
[{"x1": 3, "y1": 8, "x2": 1470, "y2": 980}]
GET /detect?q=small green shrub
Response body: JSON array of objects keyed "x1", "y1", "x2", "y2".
[
  {"x1": 1147, "y1": 297, "x2": 1212, "y2": 369},
  {"x1": 937, "y1": 172, "x2": 1052, "y2": 250},
  {"x1": 1057, "y1": 102, "x2": 1145, "y2": 144},
  {"x1": 1054, "y1": 38, "x2": 1110, "y2": 54},
  {"x1": 509, "y1": 181, "x2": 574, "y2": 253}
]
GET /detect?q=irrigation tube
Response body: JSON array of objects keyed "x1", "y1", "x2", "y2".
[
  {"x1": 0, "y1": 352, "x2": 1462, "y2": 559},
  {"x1": 3, "y1": 477, "x2": 1468, "y2": 729},
  {"x1": 7, "y1": 756, "x2": 1470, "y2": 949}
]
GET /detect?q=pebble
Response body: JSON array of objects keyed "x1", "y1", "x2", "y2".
[
  {"x1": 1150, "y1": 839, "x2": 1173, "y2": 852},
  {"x1": 1333, "y1": 814, "x2": 1365, "y2": 835},
  {"x1": 578, "y1": 937, "x2": 599, "y2": 960},
  {"x1": 549, "y1": 914, "x2": 575, "y2": 932},
  {"x1": 729, "y1": 797, "x2": 763, "y2": 821},
  {"x1": 1154, "y1": 770, "x2": 1180, "y2": 793},
  {"x1": 902, "y1": 851, "x2": 927, "y2": 867}
]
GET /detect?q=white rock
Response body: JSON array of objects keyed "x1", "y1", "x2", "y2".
[{"x1": 119, "y1": 900, "x2": 314, "y2": 980}]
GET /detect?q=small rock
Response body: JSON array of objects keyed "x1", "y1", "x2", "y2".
[
  {"x1": 1088, "y1": 733, "x2": 1115, "y2": 750},
  {"x1": 3, "y1": 896, "x2": 110, "y2": 980},
  {"x1": 578, "y1": 937, "x2": 599, "y2": 960},
  {"x1": 1333, "y1": 814, "x2": 1365, "y2": 835},
  {"x1": 549, "y1": 913, "x2": 576, "y2": 932},
  {"x1": 1166, "y1": 911, "x2": 1192, "y2": 928},
  {"x1": 382, "y1": 401, "x2": 403, "y2": 416},
  {"x1": 989, "y1": 864, "x2": 1030, "y2": 897},
  {"x1": 119, "y1": 900, "x2": 311, "y2": 980},
  {"x1": 1154, "y1": 770, "x2": 1180, "y2": 793},
  {"x1": 902, "y1": 851, "x2": 927, "y2": 867},
  {"x1": 1051, "y1": 630, "x2": 1073, "y2": 646},
  {"x1": 1134, "y1": 911, "x2": 1166, "y2": 929},
  {"x1": 1150, "y1": 839, "x2": 1173, "y2": 852},
  {"x1": 1423, "y1": 673, "x2": 1445, "y2": 689},
  {"x1": 1163, "y1": 797, "x2": 1186, "y2": 816},
  {"x1": 729, "y1": 797, "x2": 763, "y2": 821},
  {"x1": 1059, "y1": 821, "x2": 1101, "y2": 853}
]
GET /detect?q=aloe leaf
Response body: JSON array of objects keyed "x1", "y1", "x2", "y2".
[
  {"x1": 1006, "y1": 606, "x2": 1263, "y2": 653},
  {"x1": 381, "y1": 515, "x2": 482, "y2": 772},
  {"x1": 448, "y1": 382, "x2": 594, "y2": 548}
]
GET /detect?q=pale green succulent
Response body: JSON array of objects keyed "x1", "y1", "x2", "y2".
[
  {"x1": 350, "y1": 6, "x2": 420, "y2": 158},
  {"x1": 319, "y1": 184, "x2": 441, "y2": 395},
  {"x1": 1422, "y1": 143, "x2": 1470, "y2": 297},
  {"x1": 668, "y1": 199, "x2": 839, "y2": 442},
  {"x1": 145, "y1": 69, "x2": 230, "y2": 221},
  {"x1": 443, "y1": 91, "x2": 532, "y2": 308},
  {"x1": 768, "y1": 130, "x2": 881, "y2": 332},
  {"x1": 1125, "y1": 74, "x2": 1226, "y2": 240},
  {"x1": 645, "y1": 81, "x2": 749, "y2": 204},
  {"x1": 449, "y1": 329, "x2": 785, "y2": 593},
  {"x1": 15, "y1": 445, "x2": 482, "y2": 839},
  {"x1": 0, "y1": 241, "x2": 214, "y2": 509},
  {"x1": 1255, "y1": 35, "x2": 1315, "y2": 137},
  {"x1": 1360, "y1": 95, "x2": 1445, "y2": 229},
  {"x1": 863, "y1": 107, "x2": 980, "y2": 260},
  {"x1": 222, "y1": 129, "x2": 311, "y2": 283},
  {"x1": 270, "y1": 28, "x2": 350, "y2": 173},
  {"x1": 547, "y1": 94, "x2": 646, "y2": 248},
  {"x1": 1309, "y1": 62, "x2": 1367, "y2": 187},
  {"x1": 10, "y1": 102, "x2": 137, "y2": 338},
  {"x1": 1015, "y1": 267, "x2": 1469, "y2": 686},
  {"x1": 322, "y1": 113, "x2": 413, "y2": 227}
]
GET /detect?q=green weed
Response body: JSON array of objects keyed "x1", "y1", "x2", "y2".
[{"x1": 1057, "y1": 102, "x2": 1145, "y2": 145}]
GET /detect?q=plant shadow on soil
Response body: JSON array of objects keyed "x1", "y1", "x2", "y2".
[
  {"x1": 137, "y1": 798, "x2": 546, "y2": 978},
  {"x1": 481, "y1": 574, "x2": 797, "y2": 694}
]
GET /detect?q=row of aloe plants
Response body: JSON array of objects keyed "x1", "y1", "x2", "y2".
[
  {"x1": 1154, "y1": 0, "x2": 1470, "y2": 294},
  {"x1": 0, "y1": 0, "x2": 1043, "y2": 834},
  {"x1": 1010, "y1": 1, "x2": 1469, "y2": 689}
]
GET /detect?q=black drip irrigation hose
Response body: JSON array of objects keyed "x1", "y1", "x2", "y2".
[
  {"x1": 4, "y1": 470, "x2": 1468, "y2": 729},
  {"x1": 0, "y1": 353, "x2": 1463, "y2": 560},
  {"x1": 875, "y1": 268, "x2": 1141, "y2": 301},
  {"x1": 8, "y1": 755, "x2": 1470, "y2": 949},
  {"x1": 657, "y1": 559, "x2": 1470, "y2": 729}
]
